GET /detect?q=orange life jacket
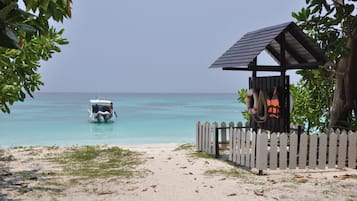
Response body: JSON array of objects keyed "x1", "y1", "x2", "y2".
[{"x1": 267, "y1": 88, "x2": 280, "y2": 119}]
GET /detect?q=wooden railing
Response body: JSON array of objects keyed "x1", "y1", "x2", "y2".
[{"x1": 196, "y1": 121, "x2": 357, "y2": 174}]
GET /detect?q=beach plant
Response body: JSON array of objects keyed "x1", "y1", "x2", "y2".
[
  {"x1": 174, "y1": 143, "x2": 195, "y2": 151},
  {"x1": 237, "y1": 89, "x2": 250, "y2": 121},
  {"x1": 0, "y1": 0, "x2": 71, "y2": 113},
  {"x1": 47, "y1": 146, "x2": 144, "y2": 179},
  {"x1": 190, "y1": 151, "x2": 215, "y2": 159},
  {"x1": 204, "y1": 168, "x2": 252, "y2": 182}
]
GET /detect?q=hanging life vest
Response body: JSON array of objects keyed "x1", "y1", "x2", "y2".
[
  {"x1": 246, "y1": 89, "x2": 258, "y2": 115},
  {"x1": 267, "y1": 88, "x2": 280, "y2": 119}
]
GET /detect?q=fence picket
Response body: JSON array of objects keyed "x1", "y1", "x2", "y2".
[
  {"x1": 229, "y1": 128, "x2": 234, "y2": 161},
  {"x1": 318, "y1": 133, "x2": 327, "y2": 169},
  {"x1": 202, "y1": 123, "x2": 205, "y2": 152},
  {"x1": 212, "y1": 122, "x2": 218, "y2": 155},
  {"x1": 250, "y1": 131, "x2": 256, "y2": 168},
  {"x1": 236, "y1": 129, "x2": 241, "y2": 164},
  {"x1": 221, "y1": 122, "x2": 227, "y2": 150},
  {"x1": 208, "y1": 123, "x2": 213, "y2": 154},
  {"x1": 256, "y1": 133, "x2": 268, "y2": 171},
  {"x1": 199, "y1": 124, "x2": 204, "y2": 152},
  {"x1": 245, "y1": 131, "x2": 250, "y2": 166},
  {"x1": 338, "y1": 131, "x2": 347, "y2": 168},
  {"x1": 280, "y1": 133, "x2": 288, "y2": 169},
  {"x1": 289, "y1": 133, "x2": 298, "y2": 169},
  {"x1": 309, "y1": 134, "x2": 318, "y2": 169},
  {"x1": 232, "y1": 128, "x2": 237, "y2": 163},
  {"x1": 262, "y1": 133, "x2": 268, "y2": 170},
  {"x1": 348, "y1": 132, "x2": 357, "y2": 168},
  {"x1": 270, "y1": 133, "x2": 278, "y2": 170},
  {"x1": 328, "y1": 132, "x2": 337, "y2": 168},
  {"x1": 196, "y1": 122, "x2": 357, "y2": 171},
  {"x1": 241, "y1": 129, "x2": 246, "y2": 166},
  {"x1": 202, "y1": 123, "x2": 206, "y2": 152},
  {"x1": 196, "y1": 121, "x2": 200, "y2": 151},
  {"x1": 298, "y1": 133, "x2": 308, "y2": 169}
]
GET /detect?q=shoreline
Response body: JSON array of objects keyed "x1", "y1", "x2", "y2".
[{"x1": 1, "y1": 144, "x2": 357, "y2": 201}]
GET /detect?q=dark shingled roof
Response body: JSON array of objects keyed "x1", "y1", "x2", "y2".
[{"x1": 209, "y1": 22, "x2": 330, "y2": 70}]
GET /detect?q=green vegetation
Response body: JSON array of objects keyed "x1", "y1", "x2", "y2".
[
  {"x1": 174, "y1": 143, "x2": 195, "y2": 151},
  {"x1": 190, "y1": 151, "x2": 215, "y2": 159},
  {"x1": 237, "y1": 89, "x2": 250, "y2": 121},
  {"x1": 291, "y1": 0, "x2": 357, "y2": 132},
  {"x1": 0, "y1": 0, "x2": 72, "y2": 113},
  {"x1": 204, "y1": 168, "x2": 248, "y2": 179},
  {"x1": 238, "y1": 1, "x2": 357, "y2": 133},
  {"x1": 290, "y1": 81, "x2": 333, "y2": 134},
  {"x1": 48, "y1": 146, "x2": 144, "y2": 179}
]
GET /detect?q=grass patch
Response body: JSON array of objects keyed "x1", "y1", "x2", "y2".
[
  {"x1": 174, "y1": 144, "x2": 195, "y2": 151},
  {"x1": 0, "y1": 154, "x2": 16, "y2": 161},
  {"x1": 204, "y1": 168, "x2": 248, "y2": 179},
  {"x1": 190, "y1": 151, "x2": 215, "y2": 159},
  {"x1": 47, "y1": 146, "x2": 143, "y2": 179}
]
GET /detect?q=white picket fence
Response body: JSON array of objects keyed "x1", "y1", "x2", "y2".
[{"x1": 196, "y1": 121, "x2": 357, "y2": 172}]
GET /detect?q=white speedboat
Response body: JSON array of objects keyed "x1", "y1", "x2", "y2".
[{"x1": 88, "y1": 99, "x2": 118, "y2": 122}]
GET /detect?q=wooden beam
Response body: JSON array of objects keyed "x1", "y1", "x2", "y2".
[
  {"x1": 288, "y1": 28, "x2": 323, "y2": 62},
  {"x1": 266, "y1": 44, "x2": 280, "y2": 63},
  {"x1": 284, "y1": 42, "x2": 308, "y2": 64},
  {"x1": 223, "y1": 64, "x2": 319, "y2": 71}
]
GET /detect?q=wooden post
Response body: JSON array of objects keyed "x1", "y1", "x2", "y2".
[
  {"x1": 309, "y1": 134, "x2": 318, "y2": 169},
  {"x1": 280, "y1": 133, "x2": 288, "y2": 169},
  {"x1": 196, "y1": 121, "x2": 200, "y2": 151},
  {"x1": 270, "y1": 133, "x2": 278, "y2": 170},
  {"x1": 328, "y1": 132, "x2": 337, "y2": 168},
  {"x1": 338, "y1": 131, "x2": 347, "y2": 168},
  {"x1": 289, "y1": 132, "x2": 298, "y2": 169},
  {"x1": 348, "y1": 132, "x2": 357, "y2": 168},
  {"x1": 205, "y1": 122, "x2": 210, "y2": 153},
  {"x1": 250, "y1": 131, "x2": 257, "y2": 168},
  {"x1": 318, "y1": 133, "x2": 327, "y2": 169},
  {"x1": 298, "y1": 133, "x2": 308, "y2": 169},
  {"x1": 229, "y1": 127, "x2": 234, "y2": 161},
  {"x1": 202, "y1": 123, "x2": 207, "y2": 152},
  {"x1": 212, "y1": 122, "x2": 218, "y2": 155},
  {"x1": 256, "y1": 132, "x2": 268, "y2": 175},
  {"x1": 199, "y1": 124, "x2": 204, "y2": 152},
  {"x1": 233, "y1": 128, "x2": 238, "y2": 163}
]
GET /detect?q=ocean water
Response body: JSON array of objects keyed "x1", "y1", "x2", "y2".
[{"x1": 0, "y1": 93, "x2": 245, "y2": 147}]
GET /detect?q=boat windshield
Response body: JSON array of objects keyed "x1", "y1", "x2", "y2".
[
  {"x1": 92, "y1": 103, "x2": 113, "y2": 113},
  {"x1": 91, "y1": 104, "x2": 112, "y2": 113}
]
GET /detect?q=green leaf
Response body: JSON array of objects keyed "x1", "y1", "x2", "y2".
[
  {"x1": 14, "y1": 23, "x2": 36, "y2": 33},
  {"x1": 0, "y1": 26, "x2": 19, "y2": 49},
  {"x1": 0, "y1": 2, "x2": 17, "y2": 21}
]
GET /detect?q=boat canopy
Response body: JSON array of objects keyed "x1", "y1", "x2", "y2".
[{"x1": 89, "y1": 99, "x2": 112, "y2": 105}]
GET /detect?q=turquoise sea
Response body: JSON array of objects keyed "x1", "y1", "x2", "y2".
[{"x1": 0, "y1": 93, "x2": 245, "y2": 147}]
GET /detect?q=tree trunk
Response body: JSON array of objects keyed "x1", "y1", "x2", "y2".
[{"x1": 330, "y1": 27, "x2": 357, "y2": 128}]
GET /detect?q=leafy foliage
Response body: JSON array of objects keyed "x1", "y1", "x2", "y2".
[
  {"x1": 292, "y1": 0, "x2": 357, "y2": 61},
  {"x1": 291, "y1": 0, "x2": 357, "y2": 132},
  {"x1": 237, "y1": 88, "x2": 250, "y2": 121},
  {"x1": 0, "y1": 0, "x2": 71, "y2": 113}
]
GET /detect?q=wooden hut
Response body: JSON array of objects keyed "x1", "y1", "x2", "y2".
[{"x1": 210, "y1": 22, "x2": 331, "y2": 132}]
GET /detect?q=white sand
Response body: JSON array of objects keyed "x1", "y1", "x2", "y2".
[{"x1": 1, "y1": 144, "x2": 357, "y2": 201}]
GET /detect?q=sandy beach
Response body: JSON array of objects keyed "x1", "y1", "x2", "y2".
[{"x1": 0, "y1": 143, "x2": 357, "y2": 201}]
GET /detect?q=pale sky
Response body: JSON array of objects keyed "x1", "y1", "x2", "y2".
[{"x1": 39, "y1": 0, "x2": 307, "y2": 93}]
